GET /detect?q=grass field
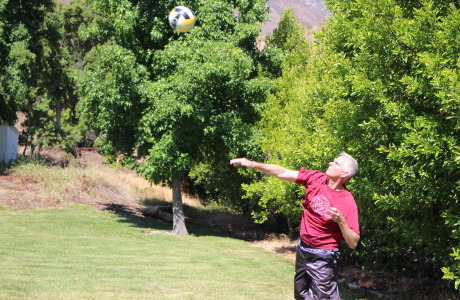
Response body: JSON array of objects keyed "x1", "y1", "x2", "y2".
[
  {"x1": 0, "y1": 205, "x2": 296, "y2": 300},
  {"x1": 0, "y1": 151, "x2": 383, "y2": 300},
  {"x1": 0, "y1": 205, "x2": 383, "y2": 300}
]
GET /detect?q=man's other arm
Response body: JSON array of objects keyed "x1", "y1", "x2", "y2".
[{"x1": 229, "y1": 158, "x2": 298, "y2": 183}]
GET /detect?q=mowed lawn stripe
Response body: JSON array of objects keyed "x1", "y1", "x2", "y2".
[{"x1": 0, "y1": 206, "x2": 293, "y2": 300}]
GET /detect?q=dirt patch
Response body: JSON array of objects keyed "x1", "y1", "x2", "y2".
[
  {"x1": 0, "y1": 175, "x2": 58, "y2": 210},
  {"x1": 250, "y1": 234, "x2": 297, "y2": 261}
]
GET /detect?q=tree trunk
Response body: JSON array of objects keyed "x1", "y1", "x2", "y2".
[
  {"x1": 55, "y1": 100, "x2": 62, "y2": 130},
  {"x1": 287, "y1": 216, "x2": 294, "y2": 239},
  {"x1": 171, "y1": 174, "x2": 189, "y2": 236}
]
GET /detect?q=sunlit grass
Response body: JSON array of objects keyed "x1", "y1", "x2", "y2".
[
  {"x1": 0, "y1": 206, "x2": 294, "y2": 300},
  {"x1": 1, "y1": 150, "x2": 384, "y2": 300}
]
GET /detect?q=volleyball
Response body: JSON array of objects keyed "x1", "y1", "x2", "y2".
[{"x1": 168, "y1": 6, "x2": 196, "y2": 33}]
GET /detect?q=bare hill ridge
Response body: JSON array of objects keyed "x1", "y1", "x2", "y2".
[{"x1": 262, "y1": 0, "x2": 329, "y2": 36}]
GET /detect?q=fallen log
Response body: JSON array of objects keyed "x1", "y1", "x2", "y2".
[{"x1": 141, "y1": 205, "x2": 173, "y2": 222}]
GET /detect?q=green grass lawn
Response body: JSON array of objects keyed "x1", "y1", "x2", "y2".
[
  {"x1": 0, "y1": 205, "x2": 294, "y2": 299},
  {"x1": 0, "y1": 205, "x2": 380, "y2": 300}
]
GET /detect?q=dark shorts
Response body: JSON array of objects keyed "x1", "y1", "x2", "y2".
[{"x1": 294, "y1": 239, "x2": 341, "y2": 300}]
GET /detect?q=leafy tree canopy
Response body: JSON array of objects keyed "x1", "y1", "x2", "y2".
[
  {"x1": 0, "y1": 0, "x2": 55, "y2": 125},
  {"x1": 81, "y1": 0, "x2": 272, "y2": 182},
  {"x1": 247, "y1": 0, "x2": 460, "y2": 286},
  {"x1": 0, "y1": 0, "x2": 104, "y2": 153},
  {"x1": 80, "y1": 0, "x2": 274, "y2": 234}
]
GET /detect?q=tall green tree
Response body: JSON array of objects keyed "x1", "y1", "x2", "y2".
[
  {"x1": 80, "y1": 0, "x2": 272, "y2": 235},
  {"x1": 321, "y1": 0, "x2": 460, "y2": 280},
  {"x1": 248, "y1": 0, "x2": 460, "y2": 289},
  {"x1": 0, "y1": 0, "x2": 103, "y2": 152},
  {"x1": 18, "y1": 1, "x2": 79, "y2": 153},
  {"x1": 0, "y1": 0, "x2": 55, "y2": 126},
  {"x1": 242, "y1": 8, "x2": 312, "y2": 236}
]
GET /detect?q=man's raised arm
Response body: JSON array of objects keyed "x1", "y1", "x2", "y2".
[{"x1": 230, "y1": 158, "x2": 299, "y2": 183}]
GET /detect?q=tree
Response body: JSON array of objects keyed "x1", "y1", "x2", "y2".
[
  {"x1": 0, "y1": 0, "x2": 55, "y2": 125},
  {"x1": 0, "y1": 0, "x2": 104, "y2": 153},
  {"x1": 242, "y1": 8, "x2": 314, "y2": 237},
  {"x1": 247, "y1": 0, "x2": 460, "y2": 288},
  {"x1": 17, "y1": 1, "x2": 80, "y2": 153},
  {"x1": 80, "y1": 0, "x2": 272, "y2": 235},
  {"x1": 319, "y1": 0, "x2": 460, "y2": 280}
]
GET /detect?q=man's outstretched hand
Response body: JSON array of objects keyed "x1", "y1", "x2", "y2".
[{"x1": 229, "y1": 158, "x2": 253, "y2": 168}]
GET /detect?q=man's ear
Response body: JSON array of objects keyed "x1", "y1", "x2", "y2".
[{"x1": 341, "y1": 171, "x2": 349, "y2": 178}]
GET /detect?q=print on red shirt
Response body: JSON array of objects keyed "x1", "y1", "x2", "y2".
[{"x1": 311, "y1": 195, "x2": 330, "y2": 216}]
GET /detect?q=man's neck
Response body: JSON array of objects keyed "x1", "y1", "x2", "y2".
[{"x1": 327, "y1": 178, "x2": 345, "y2": 191}]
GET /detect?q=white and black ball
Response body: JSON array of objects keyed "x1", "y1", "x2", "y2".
[{"x1": 168, "y1": 6, "x2": 196, "y2": 33}]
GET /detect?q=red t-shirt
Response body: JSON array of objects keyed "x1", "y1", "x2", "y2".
[{"x1": 295, "y1": 168, "x2": 360, "y2": 250}]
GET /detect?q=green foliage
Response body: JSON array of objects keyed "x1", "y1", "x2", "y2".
[
  {"x1": 268, "y1": 7, "x2": 307, "y2": 54},
  {"x1": 80, "y1": 0, "x2": 274, "y2": 198},
  {"x1": 318, "y1": 0, "x2": 460, "y2": 275},
  {"x1": 136, "y1": 40, "x2": 271, "y2": 184},
  {"x1": 245, "y1": 0, "x2": 460, "y2": 288},
  {"x1": 80, "y1": 43, "x2": 151, "y2": 156},
  {"x1": 442, "y1": 211, "x2": 460, "y2": 290},
  {"x1": 442, "y1": 248, "x2": 460, "y2": 290},
  {"x1": 245, "y1": 8, "x2": 348, "y2": 226},
  {"x1": 0, "y1": 0, "x2": 104, "y2": 151},
  {"x1": 187, "y1": 160, "x2": 254, "y2": 213},
  {"x1": 0, "y1": 0, "x2": 54, "y2": 124}
]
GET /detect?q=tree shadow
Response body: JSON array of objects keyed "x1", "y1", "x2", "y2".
[
  {"x1": 140, "y1": 197, "x2": 207, "y2": 221},
  {"x1": 100, "y1": 201, "x2": 227, "y2": 238},
  {"x1": 136, "y1": 197, "x2": 290, "y2": 242},
  {"x1": 274, "y1": 244, "x2": 296, "y2": 257}
]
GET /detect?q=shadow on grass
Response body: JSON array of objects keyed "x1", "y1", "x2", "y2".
[
  {"x1": 101, "y1": 198, "x2": 228, "y2": 238},
  {"x1": 274, "y1": 244, "x2": 296, "y2": 257},
  {"x1": 140, "y1": 197, "x2": 210, "y2": 221},
  {"x1": 338, "y1": 281, "x2": 389, "y2": 300}
]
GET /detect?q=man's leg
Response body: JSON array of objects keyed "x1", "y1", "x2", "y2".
[
  {"x1": 295, "y1": 240, "x2": 341, "y2": 300},
  {"x1": 294, "y1": 241, "x2": 312, "y2": 300},
  {"x1": 306, "y1": 249, "x2": 340, "y2": 300}
]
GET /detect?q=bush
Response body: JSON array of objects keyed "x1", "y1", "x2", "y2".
[{"x1": 442, "y1": 248, "x2": 460, "y2": 290}]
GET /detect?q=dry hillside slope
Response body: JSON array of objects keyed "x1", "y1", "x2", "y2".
[{"x1": 262, "y1": 0, "x2": 329, "y2": 36}]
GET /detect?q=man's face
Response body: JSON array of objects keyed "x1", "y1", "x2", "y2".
[{"x1": 326, "y1": 156, "x2": 348, "y2": 179}]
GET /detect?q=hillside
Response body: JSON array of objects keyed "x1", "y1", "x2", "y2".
[{"x1": 262, "y1": 0, "x2": 329, "y2": 36}]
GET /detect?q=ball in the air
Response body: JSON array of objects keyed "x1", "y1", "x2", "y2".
[{"x1": 168, "y1": 6, "x2": 196, "y2": 33}]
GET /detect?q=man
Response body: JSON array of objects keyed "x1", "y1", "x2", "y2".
[{"x1": 230, "y1": 152, "x2": 360, "y2": 300}]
